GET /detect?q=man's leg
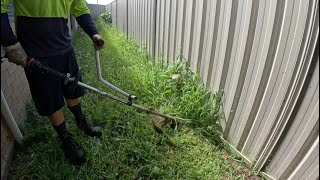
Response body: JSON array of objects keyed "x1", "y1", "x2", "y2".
[
  {"x1": 63, "y1": 47, "x2": 102, "y2": 138},
  {"x1": 49, "y1": 109, "x2": 86, "y2": 165},
  {"x1": 66, "y1": 98, "x2": 102, "y2": 138},
  {"x1": 24, "y1": 50, "x2": 88, "y2": 165}
]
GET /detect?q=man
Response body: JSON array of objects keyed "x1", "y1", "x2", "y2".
[{"x1": 1, "y1": 0, "x2": 105, "y2": 165}]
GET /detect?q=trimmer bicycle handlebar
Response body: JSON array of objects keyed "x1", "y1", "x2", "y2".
[{"x1": 94, "y1": 50, "x2": 137, "y2": 102}]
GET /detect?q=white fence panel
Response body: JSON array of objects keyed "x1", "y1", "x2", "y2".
[{"x1": 92, "y1": 1, "x2": 320, "y2": 179}]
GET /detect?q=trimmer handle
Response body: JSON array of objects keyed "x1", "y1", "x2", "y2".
[
  {"x1": 27, "y1": 58, "x2": 73, "y2": 84},
  {"x1": 27, "y1": 57, "x2": 47, "y2": 74}
]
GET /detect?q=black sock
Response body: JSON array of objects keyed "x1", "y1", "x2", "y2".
[
  {"x1": 53, "y1": 121, "x2": 69, "y2": 140},
  {"x1": 68, "y1": 103, "x2": 85, "y2": 125}
]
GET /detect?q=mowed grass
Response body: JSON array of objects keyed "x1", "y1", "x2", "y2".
[{"x1": 8, "y1": 19, "x2": 261, "y2": 179}]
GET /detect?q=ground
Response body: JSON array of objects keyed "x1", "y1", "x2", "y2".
[{"x1": 7, "y1": 19, "x2": 264, "y2": 179}]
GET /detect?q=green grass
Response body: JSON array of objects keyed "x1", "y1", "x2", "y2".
[{"x1": 8, "y1": 19, "x2": 261, "y2": 179}]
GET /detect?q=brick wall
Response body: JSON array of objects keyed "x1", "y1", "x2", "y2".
[{"x1": 1, "y1": 3, "x2": 32, "y2": 179}]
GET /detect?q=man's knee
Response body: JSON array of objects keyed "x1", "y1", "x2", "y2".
[
  {"x1": 48, "y1": 109, "x2": 65, "y2": 126},
  {"x1": 65, "y1": 98, "x2": 80, "y2": 107}
]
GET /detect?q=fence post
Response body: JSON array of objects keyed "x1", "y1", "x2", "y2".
[
  {"x1": 127, "y1": 0, "x2": 129, "y2": 39},
  {"x1": 116, "y1": 0, "x2": 118, "y2": 28},
  {"x1": 152, "y1": 0, "x2": 157, "y2": 59}
]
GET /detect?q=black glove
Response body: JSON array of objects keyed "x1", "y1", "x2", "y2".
[{"x1": 92, "y1": 34, "x2": 105, "y2": 50}]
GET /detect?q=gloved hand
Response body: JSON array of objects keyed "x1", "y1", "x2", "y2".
[
  {"x1": 92, "y1": 34, "x2": 105, "y2": 50},
  {"x1": 3, "y1": 42, "x2": 28, "y2": 67}
]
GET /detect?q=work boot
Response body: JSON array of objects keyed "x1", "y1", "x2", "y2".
[
  {"x1": 68, "y1": 104, "x2": 102, "y2": 138},
  {"x1": 60, "y1": 133, "x2": 86, "y2": 165},
  {"x1": 77, "y1": 116, "x2": 103, "y2": 138},
  {"x1": 53, "y1": 121, "x2": 86, "y2": 165}
]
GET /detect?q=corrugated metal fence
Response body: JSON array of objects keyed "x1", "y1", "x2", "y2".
[
  {"x1": 69, "y1": 4, "x2": 109, "y2": 32},
  {"x1": 101, "y1": 0, "x2": 319, "y2": 179},
  {"x1": 87, "y1": 4, "x2": 108, "y2": 18}
]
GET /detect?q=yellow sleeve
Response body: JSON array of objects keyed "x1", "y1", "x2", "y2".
[
  {"x1": 1, "y1": 0, "x2": 12, "y2": 13},
  {"x1": 70, "y1": 0, "x2": 91, "y2": 17}
]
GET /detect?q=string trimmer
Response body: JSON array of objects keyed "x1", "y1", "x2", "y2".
[{"x1": 27, "y1": 42, "x2": 173, "y2": 133}]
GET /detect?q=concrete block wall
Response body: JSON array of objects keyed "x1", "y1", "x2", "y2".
[{"x1": 1, "y1": 61, "x2": 31, "y2": 125}]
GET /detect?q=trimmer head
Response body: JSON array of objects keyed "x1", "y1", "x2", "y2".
[{"x1": 150, "y1": 114, "x2": 173, "y2": 134}]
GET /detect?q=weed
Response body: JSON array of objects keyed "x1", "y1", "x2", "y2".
[{"x1": 100, "y1": 12, "x2": 112, "y2": 24}]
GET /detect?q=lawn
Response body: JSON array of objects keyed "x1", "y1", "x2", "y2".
[{"x1": 8, "y1": 18, "x2": 261, "y2": 179}]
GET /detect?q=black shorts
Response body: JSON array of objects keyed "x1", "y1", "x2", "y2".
[{"x1": 25, "y1": 47, "x2": 85, "y2": 116}]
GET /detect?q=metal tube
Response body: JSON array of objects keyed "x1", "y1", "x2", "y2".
[
  {"x1": 131, "y1": 103, "x2": 174, "y2": 120},
  {"x1": 77, "y1": 82, "x2": 173, "y2": 120},
  {"x1": 1, "y1": 89, "x2": 23, "y2": 143},
  {"x1": 77, "y1": 82, "x2": 128, "y2": 104},
  {"x1": 95, "y1": 51, "x2": 136, "y2": 100}
]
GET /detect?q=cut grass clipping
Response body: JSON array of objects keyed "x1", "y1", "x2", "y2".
[{"x1": 8, "y1": 18, "x2": 261, "y2": 179}]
